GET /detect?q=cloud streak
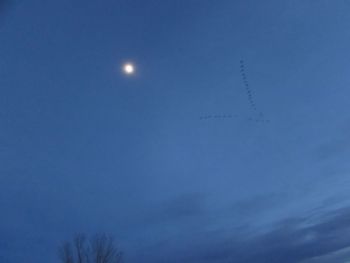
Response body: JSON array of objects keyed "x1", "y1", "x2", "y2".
[{"x1": 143, "y1": 206, "x2": 350, "y2": 263}]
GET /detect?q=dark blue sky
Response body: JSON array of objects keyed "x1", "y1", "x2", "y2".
[{"x1": 1, "y1": 1, "x2": 350, "y2": 262}]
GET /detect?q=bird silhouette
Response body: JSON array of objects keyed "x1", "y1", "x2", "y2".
[{"x1": 198, "y1": 60, "x2": 270, "y2": 124}]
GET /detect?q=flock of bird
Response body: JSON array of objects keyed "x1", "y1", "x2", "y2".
[
  {"x1": 240, "y1": 60, "x2": 257, "y2": 112},
  {"x1": 199, "y1": 60, "x2": 270, "y2": 123}
]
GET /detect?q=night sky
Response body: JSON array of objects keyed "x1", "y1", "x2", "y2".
[{"x1": 1, "y1": 1, "x2": 350, "y2": 262}]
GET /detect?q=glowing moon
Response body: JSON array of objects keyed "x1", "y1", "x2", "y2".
[{"x1": 123, "y1": 63, "x2": 135, "y2": 75}]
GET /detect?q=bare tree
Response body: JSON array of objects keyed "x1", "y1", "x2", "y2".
[{"x1": 59, "y1": 234, "x2": 123, "y2": 263}]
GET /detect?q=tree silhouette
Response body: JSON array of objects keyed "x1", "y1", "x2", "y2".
[{"x1": 58, "y1": 234, "x2": 123, "y2": 263}]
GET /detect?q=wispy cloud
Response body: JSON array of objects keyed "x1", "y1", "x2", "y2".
[{"x1": 143, "y1": 206, "x2": 350, "y2": 263}]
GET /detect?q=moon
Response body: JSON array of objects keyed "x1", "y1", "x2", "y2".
[{"x1": 123, "y1": 63, "x2": 135, "y2": 75}]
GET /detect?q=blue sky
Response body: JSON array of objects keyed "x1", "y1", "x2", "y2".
[{"x1": 1, "y1": 0, "x2": 350, "y2": 262}]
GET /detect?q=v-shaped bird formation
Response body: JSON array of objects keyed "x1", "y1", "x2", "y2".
[{"x1": 200, "y1": 60, "x2": 270, "y2": 123}]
